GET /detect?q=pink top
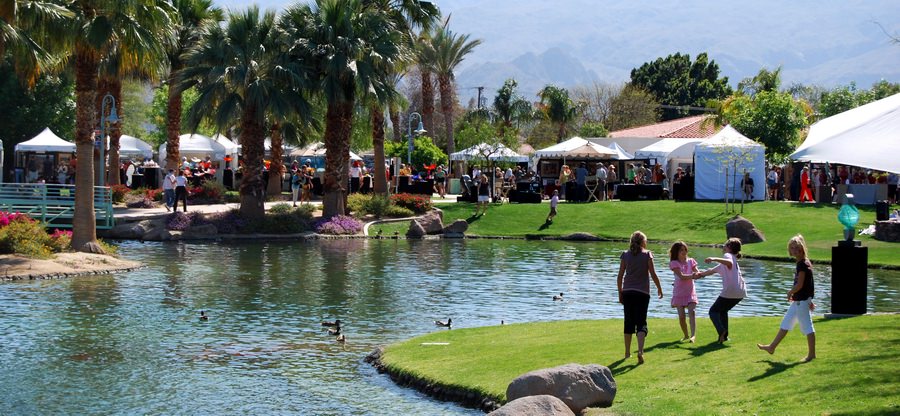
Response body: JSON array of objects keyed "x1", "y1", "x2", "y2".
[
  {"x1": 670, "y1": 258, "x2": 699, "y2": 307},
  {"x1": 712, "y1": 253, "x2": 747, "y2": 299}
]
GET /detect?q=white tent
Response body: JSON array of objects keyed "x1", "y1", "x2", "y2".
[
  {"x1": 694, "y1": 126, "x2": 766, "y2": 201},
  {"x1": 159, "y1": 134, "x2": 228, "y2": 181},
  {"x1": 791, "y1": 92, "x2": 900, "y2": 173},
  {"x1": 15, "y1": 128, "x2": 76, "y2": 152},
  {"x1": 118, "y1": 134, "x2": 153, "y2": 159},
  {"x1": 606, "y1": 142, "x2": 635, "y2": 160},
  {"x1": 289, "y1": 142, "x2": 362, "y2": 161},
  {"x1": 450, "y1": 142, "x2": 528, "y2": 162},
  {"x1": 534, "y1": 137, "x2": 617, "y2": 159},
  {"x1": 635, "y1": 138, "x2": 703, "y2": 189}
]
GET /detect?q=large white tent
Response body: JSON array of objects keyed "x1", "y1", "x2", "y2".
[
  {"x1": 694, "y1": 126, "x2": 766, "y2": 201},
  {"x1": 289, "y1": 142, "x2": 362, "y2": 161},
  {"x1": 606, "y1": 142, "x2": 635, "y2": 160},
  {"x1": 534, "y1": 137, "x2": 617, "y2": 159},
  {"x1": 450, "y1": 142, "x2": 528, "y2": 162},
  {"x1": 791, "y1": 92, "x2": 900, "y2": 173},
  {"x1": 159, "y1": 134, "x2": 228, "y2": 181},
  {"x1": 634, "y1": 138, "x2": 703, "y2": 190},
  {"x1": 118, "y1": 134, "x2": 153, "y2": 159},
  {"x1": 15, "y1": 128, "x2": 75, "y2": 152}
]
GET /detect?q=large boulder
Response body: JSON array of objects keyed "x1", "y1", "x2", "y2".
[
  {"x1": 417, "y1": 211, "x2": 444, "y2": 235},
  {"x1": 874, "y1": 220, "x2": 900, "y2": 242},
  {"x1": 726, "y1": 215, "x2": 766, "y2": 243},
  {"x1": 488, "y1": 395, "x2": 575, "y2": 416},
  {"x1": 506, "y1": 364, "x2": 616, "y2": 413},
  {"x1": 104, "y1": 220, "x2": 151, "y2": 239},
  {"x1": 406, "y1": 220, "x2": 426, "y2": 238},
  {"x1": 443, "y1": 219, "x2": 469, "y2": 234},
  {"x1": 183, "y1": 224, "x2": 218, "y2": 239}
]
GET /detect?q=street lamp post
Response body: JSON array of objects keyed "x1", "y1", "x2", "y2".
[
  {"x1": 97, "y1": 93, "x2": 119, "y2": 187},
  {"x1": 407, "y1": 112, "x2": 426, "y2": 165}
]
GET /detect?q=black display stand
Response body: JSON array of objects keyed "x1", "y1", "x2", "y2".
[
  {"x1": 831, "y1": 241, "x2": 868, "y2": 315},
  {"x1": 509, "y1": 190, "x2": 542, "y2": 203},
  {"x1": 617, "y1": 184, "x2": 664, "y2": 201}
]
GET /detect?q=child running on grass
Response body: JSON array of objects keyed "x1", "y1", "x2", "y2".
[
  {"x1": 695, "y1": 238, "x2": 747, "y2": 343},
  {"x1": 669, "y1": 241, "x2": 700, "y2": 343},
  {"x1": 757, "y1": 234, "x2": 817, "y2": 362},
  {"x1": 546, "y1": 190, "x2": 559, "y2": 222}
]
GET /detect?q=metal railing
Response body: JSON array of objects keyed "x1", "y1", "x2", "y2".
[{"x1": 0, "y1": 184, "x2": 115, "y2": 229}]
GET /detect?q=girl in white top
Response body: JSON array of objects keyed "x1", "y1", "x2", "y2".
[{"x1": 695, "y1": 238, "x2": 746, "y2": 343}]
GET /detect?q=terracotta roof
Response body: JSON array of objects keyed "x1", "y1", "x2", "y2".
[{"x1": 609, "y1": 115, "x2": 720, "y2": 138}]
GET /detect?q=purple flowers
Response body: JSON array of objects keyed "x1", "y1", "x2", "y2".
[
  {"x1": 315, "y1": 215, "x2": 362, "y2": 235},
  {"x1": 165, "y1": 211, "x2": 207, "y2": 231}
]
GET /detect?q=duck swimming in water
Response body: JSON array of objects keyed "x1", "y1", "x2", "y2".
[
  {"x1": 553, "y1": 293, "x2": 564, "y2": 301},
  {"x1": 434, "y1": 318, "x2": 452, "y2": 327},
  {"x1": 199, "y1": 311, "x2": 209, "y2": 321},
  {"x1": 327, "y1": 323, "x2": 342, "y2": 336},
  {"x1": 321, "y1": 319, "x2": 341, "y2": 327},
  {"x1": 336, "y1": 334, "x2": 346, "y2": 344}
]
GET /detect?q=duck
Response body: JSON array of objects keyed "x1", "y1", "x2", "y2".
[
  {"x1": 434, "y1": 318, "x2": 452, "y2": 327},
  {"x1": 327, "y1": 324, "x2": 342, "y2": 336},
  {"x1": 199, "y1": 310, "x2": 209, "y2": 321},
  {"x1": 553, "y1": 292, "x2": 564, "y2": 301},
  {"x1": 336, "y1": 334, "x2": 346, "y2": 344},
  {"x1": 321, "y1": 319, "x2": 341, "y2": 327}
]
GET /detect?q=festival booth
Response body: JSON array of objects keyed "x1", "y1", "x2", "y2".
[
  {"x1": 634, "y1": 138, "x2": 703, "y2": 189},
  {"x1": 451, "y1": 142, "x2": 531, "y2": 202},
  {"x1": 118, "y1": 134, "x2": 154, "y2": 160},
  {"x1": 159, "y1": 134, "x2": 228, "y2": 184},
  {"x1": 14, "y1": 127, "x2": 76, "y2": 183},
  {"x1": 694, "y1": 126, "x2": 766, "y2": 201},
  {"x1": 791, "y1": 92, "x2": 900, "y2": 205},
  {"x1": 117, "y1": 135, "x2": 157, "y2": 188},
  {"x1": 535, "y1": 137, "x2": 618, "y2": 201},
  {"x1": 288, "y1": 142, "x2": 364, "y2": 195}
]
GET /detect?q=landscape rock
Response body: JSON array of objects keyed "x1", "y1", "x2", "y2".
[
  {"x1": 488, "y1": 395, "x2": 575, "y2": 416},
  {"x1": 104, "y1": 221, "x2": 150, "y2": 239},
  {"x1": 183, "y1": 224, "x2": 218, "y2": 238},
  {"x1": 406, "y1": 220, "x2": 426, "y2": 238},
  {"x1": 442, "y1": 232, "x2": 465, "y2": 239},
  {"x1": 561, "y1": 232, "x2": 601, "y2": 241},
  {"x1": 418, "y1": 211, "x2": 445, "y2": 234},
  {"x1": 726, "y1": 215, "x2": 766, "y2": 243},
  {"x1": 443, "y1": 219, "x2": 469, "y2": 234},
  {"x1": 874, "y1": 220, "x2": 900, "y2": 242},
  {"x1": 506, "y1": 363, "x2": 616, "y2": 413}
]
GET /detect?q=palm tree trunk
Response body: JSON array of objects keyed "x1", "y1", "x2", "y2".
[
  {"x1": 72, "y1": 47, "x2": 102, "y2": 253},
  {"x1": 421, "y1": 69, "x2": 434, "y2": 134},
  {"x1": 267, "y1": 123, "x2": 284, "y2": 197},
  {"x1": 165, "y1": 70, "x2": 182, "y2": 170},
  {"x1": 107, "y1": 78, "x2": 123, "y2": 187},
  {"x1": 438, "y1": 73, "x2": 455, "y2": 155},
  {"x1": 238, "y1": 105, "x2": 266, "y2": 220},
  {"x1": 371, "y1": 104, "x2": 388, "y2": 195},
  {"x1": 390, "y1": 105, "x2": 401, "y2": 142},
  {"x1": 323, "y1": 101, "x2": 353, "y2": 218},
  {"x1": 557, "y1": 122, "x2": 567, "y2": 143}
]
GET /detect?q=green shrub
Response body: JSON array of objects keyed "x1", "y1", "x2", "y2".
[
  {"x1": 0, "y1": 219, "x2": 52, "y2": 258},
  {"x1": 348, "y1": 193, "x2": 372, "y2": 216},
  {"x1": 385, "y1": 205, "x2": 415, "y2": 218},
  {"x1": 390, "y1": 193, "x2": 433, "y2": 214},
  {"x1": 225, "y1": 191, "x2": 241, "y2": 203},
  {"x1": 247, "y1": 205, "x2": 315, "y2": 234},
  {"x1": 98, "y1": 239, "x2": 118, "y2": 256},
  {"x1": 269, "y1": 203, "x2": 294, "y2": 214},
  {"x1": 48, "y1": 229, "x2": 72, "y2": 253},
  {"x1": 365, "y1": 195, "x2": 393, "y2": 218},
  {"x1": 111, "y1": 184, "x2": 130, "y2": 204},
  {"x1": 198, "y1": 180, "x2": 226, "y2": 203}
]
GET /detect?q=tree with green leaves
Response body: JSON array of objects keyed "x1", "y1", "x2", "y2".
[
  {"x1": 537, "y1": 84, "x2": 579, "y2": 143},
  {"x1": 163, "y1": 0, "x2": 222, "y2": 170},
  {"x1": 629, "y1": 52, "x2": 732, "y2": 120},
  {"x1": 180, "y1": 6, "x2": 312, "y2": 220},
  {"x1": 722, "y1": 91, "x2": 809, "y2": 160},
  {"x1": 0, "y1": 0, "x2": 72, "y2": 84},
  {"x1": 819, "y1": 80, "x2": 900, "y2": 118},
  {"x1": 606, "y1": 85, "x2": 659, "y2": 131},
  {"x1": 737, "y1": 66, "x2": 782, "y2": 96},
  {"x1": 385, "y1": 135, "x2": 446, "y2": 170},
  {"x1": 493, "y1": 78, "x2": 533, "y2": 135},
  {"x1": 430, "y1": 26, "x2": 481, "y2": 156}
]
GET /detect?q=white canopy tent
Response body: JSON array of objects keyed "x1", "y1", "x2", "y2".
[
  {"x1": 534, "y1": 137, "x2": 617, "y2": 159},
  {"x1": 159, "y1": 134, "x2": 228, "y2": 182},
  {"x1": 210, "y1": 134, "x2": 240, "y2": 168},
  {"x1": 694, "y1": 126, "x2": 766, "y2": 201},
  {"x1": 606, "y1": 142, "x2": 635, "y2": 160},
  {"x1": 791, "y1": 92, "x2": 900, "y2": 173},
  {"x1": 15, "y1": 128, "x2": 75, "y2": 152},
  {"x1": 118, "y1": 134, "x2": 154, "y2": 159},
  {"x1": 450, "y1": 142, "x2": 528, "y2": 163},
  {"x1": 289, "y1": 142, "x2": 362, "y2": 161},
  {"x1": 634, "y1": 138, "x2": 703, "y2": 189}
]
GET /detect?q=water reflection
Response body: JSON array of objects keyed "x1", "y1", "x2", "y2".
[{"x1": 0, "y1": 239, "x2": 897, "y2": 415}]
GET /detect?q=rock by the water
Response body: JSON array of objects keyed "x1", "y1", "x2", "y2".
[
  {"x1": 726, "y1": 215, "x2": 766, "y2": 243},
  {"x1": 104, "y1": 221, "x2": 150, "y2": 239},
  {"x1": 488, "y1": 395, "x2": 575, "y2": 416},
  {"x1": 183, "y1": 224, "x2": 218, "y2": 238},
  {"x1": 406, "y1": 220, "x2": 426, "y2": 238},
  {"x1": 442, "y1": 232, "x2": 465, "y2": 239},
  {"x1": 562, "y1": 232, "x2": 600, "y2": 241},
  {"x1": 443, "y1": 219, "x2": 469, "y2": 234},
  {"x1": 506, "y1": 363, "x2": 616, "y2": 412},
  {"x1": 418, "y1": 211, "x2": 444, "y2": 235}
]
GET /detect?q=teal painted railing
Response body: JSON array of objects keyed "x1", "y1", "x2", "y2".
[{"x1": 0, "y1": 184, "x2": 115, "y2": 229}]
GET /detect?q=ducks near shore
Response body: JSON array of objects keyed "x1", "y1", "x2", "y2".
[
  {"x1": 321, "y1": 319, "x2": 341, "y2": 327},
  {"x1": 553, "y1": 293, "x2": 564, "y2": 301},
  {"x1": 199, "y1": 311, "x2": 209, "y2": 321},
  {"x1": 434, "y1": 318, "x2": 452, "y2": 327}
]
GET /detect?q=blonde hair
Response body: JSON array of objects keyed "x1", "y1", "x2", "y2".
[
  {"x1": 788, "y1": 234, "x2": 809, "y2": 260},
  {"x1": 629, "y1": 231, "x2": 647, "y2": 255}
]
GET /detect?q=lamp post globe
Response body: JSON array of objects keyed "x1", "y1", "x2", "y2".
[
  {"x1": 407, "y1": 112, "x2": 426, "y2": 165},
  {"x1": 97, "y1": 93, "x2": 119, "y2": 187}
]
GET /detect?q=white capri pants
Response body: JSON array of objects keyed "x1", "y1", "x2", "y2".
[{"x1": 780, "y1": 299, "x2": 815, "y2": 335}]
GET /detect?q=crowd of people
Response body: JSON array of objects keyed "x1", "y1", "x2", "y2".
[{"x1": 765, "y1": 164, "x2": 898, "y2": 204}]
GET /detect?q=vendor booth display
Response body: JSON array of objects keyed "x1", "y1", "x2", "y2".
[
  {"x1": 14, "y1": 127, "x2": 76, "y2": 183},
  {"x1": 159, "y1": 134, "x2": 229, "y2": 183},
  {"x1": 449, "y1": 143, "x2": 528, "y2": 163},
  {"x1": 694, "y1": 126, "x2": 766, "y2": 201},
  {"x1": 634, "y1": 138, "x2": 702, "y2": 188}
]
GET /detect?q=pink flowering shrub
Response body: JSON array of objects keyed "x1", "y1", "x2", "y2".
[
  {"x1": 48, "y1": 229, "x2": 73, "y2": 252},
  {"x1": 390, "y1": 193, "x2": 432, "y2": 214}
]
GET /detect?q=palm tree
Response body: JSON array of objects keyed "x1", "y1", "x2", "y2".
[
  {"x1": 493, "y1": 78, "x2": 532, "y2": 134},
  {"x1": 0, "y1": 1, "x2": 72, "y2": 84},
  {"x1": 180, "y1": 6, "x2": 312, "y2": 220},
  {"x1": 57, "y1": 0, "x2": 171, "y2": 253},
  {"x1": 430, "y1": 27, "x2": 481, "y2": 155},
  {"x1": 538, "y1": 85, "x2": 579, "y2": 143},
  {"x1": 281, "y1": 0, "x2": 404, "y2": 217},
  {"x1": 415, "y1": 31, "x2": 436, "y2": 134},
  {"x1": 164, "y1": 0, "x2": 222, "y2": 170}
]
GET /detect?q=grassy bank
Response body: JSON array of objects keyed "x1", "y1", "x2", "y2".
[
  {"x1": 369, "y1": 200, "x2": 899, "y2": 267},
  {"x1": 380, "y1": 315, "x2": 899, "y2": 415}
]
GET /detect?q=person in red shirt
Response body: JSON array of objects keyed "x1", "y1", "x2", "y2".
[{"x1": 799, "y1": 166, "x2": 813, "y2": 202}]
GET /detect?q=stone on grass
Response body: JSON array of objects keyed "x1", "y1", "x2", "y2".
[
  {"x1": 443, "y1": 219, "x2": 469, "y2": 234},
  {"x1": 726, "y1": 215, "x2": 765, "y2": 243},
  {"x1": 561, "y1": 232, "x2": 600, "y2": 241},
  {"x1": 406, "y1": 220, "x2": 426, "y2": 238},
  {"x1": 418, "y1": 211, "x2": 444, "y2": 235},
  {"x1": 506, "y1": 363, "x2": 616, "y2": 413},
  {"x1": 488, "y1": 395, "x2": 575, "y2": 416}
]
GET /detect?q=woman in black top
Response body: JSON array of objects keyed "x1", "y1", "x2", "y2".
[{"x1": 757, "y1": 234, "x2": 816, "y2": 362}]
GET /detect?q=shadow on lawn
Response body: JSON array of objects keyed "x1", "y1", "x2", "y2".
[
  {"x1": 643, "y1": 340, "x2": 682, "y2": 352},
  {"x1": 747, "y1": 359, "x2": 802, "y2": 382},
  {"x1": 688, "y1": 341, "x2": 728, "y2": 357},
  {"x1": 537, "y1": 220, "x2": 552, "y2": 231},
  {"x1": 607, "y1": 357, "x2": 640, "y2": 376}
]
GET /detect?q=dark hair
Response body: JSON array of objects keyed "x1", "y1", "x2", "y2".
[
  {"x1": 724, "y1": 238, "x2": 743, "y2": 258},
  {"x1": 669, "y1": 241, "x2": 688, "y2": 261}
]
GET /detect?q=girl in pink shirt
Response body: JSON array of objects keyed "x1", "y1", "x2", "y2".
[{"x1": 669, "y1": 241, "x2": 700, "y2": 343}]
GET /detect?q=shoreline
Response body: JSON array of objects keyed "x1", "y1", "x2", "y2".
[{"x1": 0, "y1": 253, "x2": 143, "y2": 281}]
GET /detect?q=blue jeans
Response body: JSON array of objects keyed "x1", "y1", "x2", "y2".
[{"x1": 164, "y1": 189, "x2": 175, "y2": 208}]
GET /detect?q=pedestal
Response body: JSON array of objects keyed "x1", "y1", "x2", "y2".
[{"x1": 831, "y1": 241, "x2": 867, "y2": 315}]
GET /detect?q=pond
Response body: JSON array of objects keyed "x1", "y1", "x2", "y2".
[{"x1": 1, "y1": 239, "x2": 898, "y2": 415}]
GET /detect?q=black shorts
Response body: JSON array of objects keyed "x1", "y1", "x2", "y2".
[{"x1": 622, "y1": 290, "x2": 650, "y2": 334}]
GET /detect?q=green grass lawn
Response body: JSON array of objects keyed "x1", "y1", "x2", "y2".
[
  {"x1": 368, "y1": 200, "x2": 899, "y2": 267},
  {"x1": 381, "y1": 315, "x2": 899, "y2": 415}
]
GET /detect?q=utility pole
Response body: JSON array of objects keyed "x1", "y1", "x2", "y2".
[{"x1": 476, "y1": 86, "x2": 484, "y2": 109}]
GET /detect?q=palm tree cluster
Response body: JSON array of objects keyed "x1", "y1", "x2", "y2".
[{"x1": 4, "y1": 0, "x2": 493, "y2": 251}]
